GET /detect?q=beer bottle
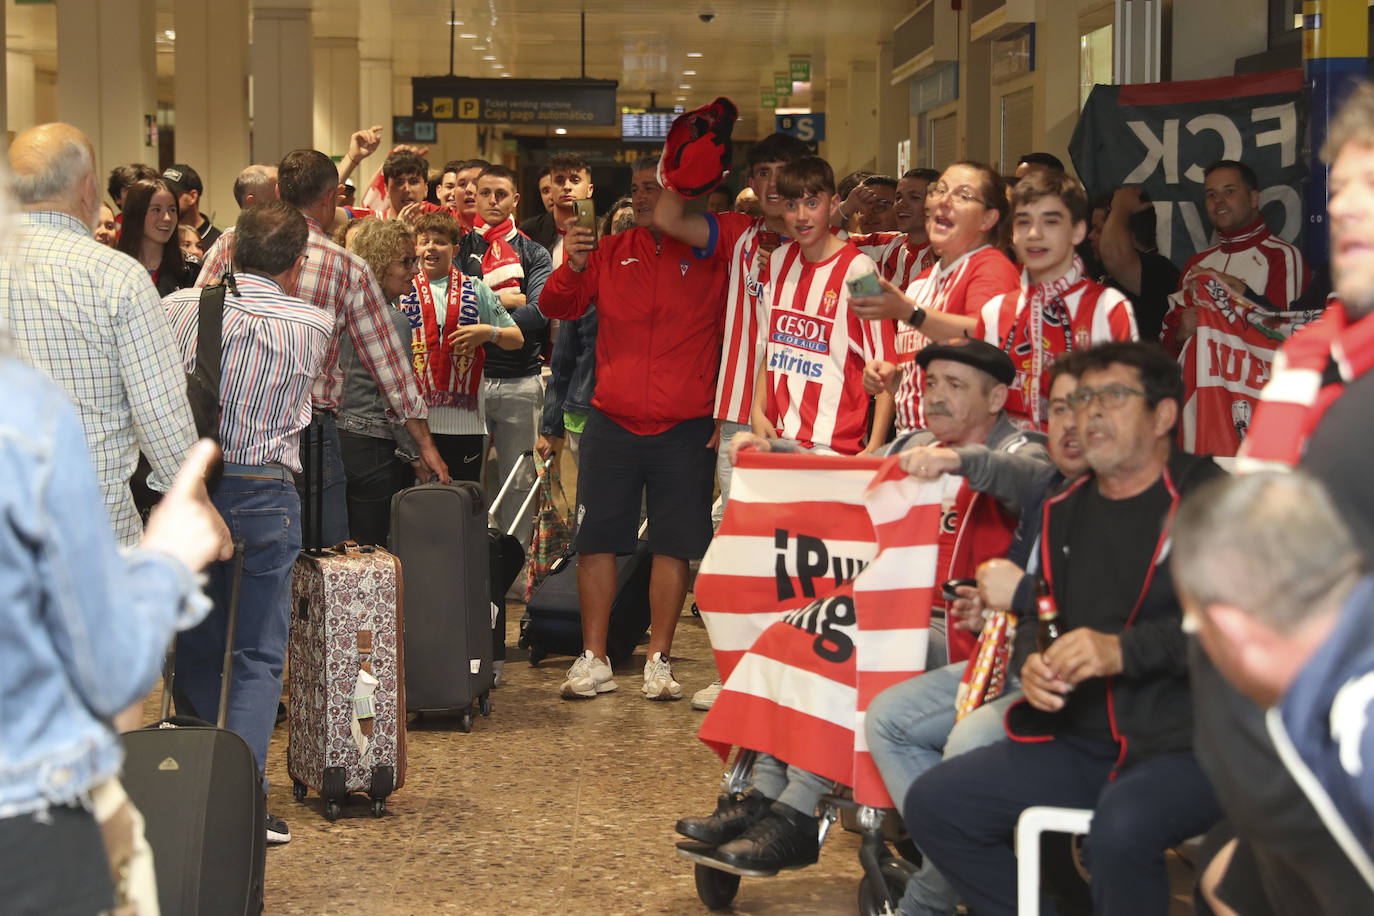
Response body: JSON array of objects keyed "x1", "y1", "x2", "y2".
[{"x1": 1036, "y1": 576, "x2": 1062, "y2": 654}]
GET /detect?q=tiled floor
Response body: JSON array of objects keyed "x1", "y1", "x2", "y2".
[{"x1": 256, "y1": 609, "x2": 866, "y2": 915}]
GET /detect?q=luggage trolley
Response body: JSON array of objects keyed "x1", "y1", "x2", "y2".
[{"x1": 676, "y1": 748, "x2": 918, "y2": 914}]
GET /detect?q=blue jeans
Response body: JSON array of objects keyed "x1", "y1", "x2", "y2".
[
  {"x1": 907, "y1": 737, "x2": 1222, "y2": 916},
  {"x1": 713, "y1": 420, "x2": 750, "y2": 529},
  {"x1": 175, "y1": 473, "x2": 301, "y2": 790},
  {"x1": 296, "y1": 413, "x2": 349, "y2": 547},
  {"x1": 865, "y1": 661, "x2": 1021, "y2": 915}
]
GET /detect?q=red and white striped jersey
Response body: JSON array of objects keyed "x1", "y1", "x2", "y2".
[
  {"x1": 894, "y1": 246, "x2": 1021, "y2": 434},
  {"x1": 704, "y1": 211, "x2": 772, "y2": 424},
  {"x1": 851, "y1": 232, "x2": 938, "y2": 290},
  {"x1": 762, "y1": 243, "x2": 898, "y2": 454},
  {"x1": 976, "y1": 271, "x2": 1137, "y2": 429}
]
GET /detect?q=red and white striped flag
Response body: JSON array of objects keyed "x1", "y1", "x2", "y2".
[{"x1": 695, "y1": 451, "x2": 943, "y2": 808}]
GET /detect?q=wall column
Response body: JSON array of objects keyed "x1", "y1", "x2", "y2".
[
  {"x1": 56, "y1": 0, "x2": 158, "y2": 171},
  {"x1": 251, "y1": 4, "x2": 313, "y2": 163},
  {"x1": 174, "y1": 0, "x2": 250, "y2": 225}
]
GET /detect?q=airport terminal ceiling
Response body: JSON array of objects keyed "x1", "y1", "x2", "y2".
[{"x1": 4, "y1": 0, "x2": 901, "y2": 129}]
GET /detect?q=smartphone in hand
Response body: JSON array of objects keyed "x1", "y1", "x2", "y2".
[
  {"x1": 573, "y1": 199, "x2": 598, "y2": 249},
  {"x1": 846, "y1": 271, "x2": 882, "y2": 299}
]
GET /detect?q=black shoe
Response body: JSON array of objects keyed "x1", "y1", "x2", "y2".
[
  {"x1": 713, "y1": 801, "x2": 820, "y2": 870},
  {"x1": 265, "y1": 812, "x2": 292, "y2": 845},
  {"x1": 675, "y1": 791, "x2": 772, "y2": 845}
]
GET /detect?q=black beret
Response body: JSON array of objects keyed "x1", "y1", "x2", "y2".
[{"x1": 915, "y1": 336, "x2": 1015, "y2": 385}]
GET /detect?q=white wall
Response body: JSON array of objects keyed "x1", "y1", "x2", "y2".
[{"x1": 1172, "y1": 0, "x2": 1269, "y2": 82}]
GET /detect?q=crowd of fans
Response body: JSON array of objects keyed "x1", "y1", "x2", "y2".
[{"x1": 1, "y1": 73, "x2": 1373, "y2": 913}]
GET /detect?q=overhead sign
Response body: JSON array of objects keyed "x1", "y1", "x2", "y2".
[
  {"x1": 790, "y1": 59, "x2": 811, "y2": 82},
  {"x1": 412, "y1": 77, "x2": 618, "y2": 126},
  {"x1": 774, "y1": 75, "x2": 792, "y2": 95},
  {"x1": 392, "y1": 116, "x2": 437, "y2": 144},
  {"x1": 761, "y1": 92, "x2": 778, "y2": 109},
  {"x1": 775, "y1": 113, "x2": 826, "y2": 143}
]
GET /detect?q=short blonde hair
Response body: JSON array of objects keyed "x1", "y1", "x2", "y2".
[{"x1": 1323, "y1": 81, "x2": 1374, "y2": 163}]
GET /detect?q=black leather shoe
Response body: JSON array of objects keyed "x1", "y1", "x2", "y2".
[
  {"x1": 675, "y1": 791, "x2": 772, "y2": 845},
  {"x1": 712, "y1": 801, "x2": 820, "y2": 870}
]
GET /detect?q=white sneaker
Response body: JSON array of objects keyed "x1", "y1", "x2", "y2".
[
  {"x1": 560, "y1": 650, "x2": 617, "y2": 699},
  {"x1": 642, "y1": 652, "x2": 683, "y2": 701},
  {"x1": 691, "y1": 679, "x2": 722, "y2": 711}
]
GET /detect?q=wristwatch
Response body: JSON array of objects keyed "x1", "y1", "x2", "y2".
[{"x1": 906, "y1": 307, "x2": 927, "y2": 329}]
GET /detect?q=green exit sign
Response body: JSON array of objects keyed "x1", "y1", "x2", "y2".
[
  {"x1": 761, "y1": 92, "x2": 778, "y2": 108},
  {"x1": 790, "y1": 59, "x2": 811, "y2": 82},
  {"x1": 774, "y1": 75, "x2": 792, "y2": 95}
]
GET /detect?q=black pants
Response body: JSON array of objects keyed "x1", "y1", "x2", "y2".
[
  {"x1": 906, "y1": 735, "x2": 1222, "y2": 916},
  {"x1": 433, "y1": 433, "x2": 485, "y2": 484},
  {"x1": 0, "y1": 804, "x2": 115, "y2": 914},
  {"x1": 338, "y1": 430, "x2": 413, "y2": 547}
]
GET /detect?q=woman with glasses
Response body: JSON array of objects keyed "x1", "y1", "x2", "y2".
[
  {"x1": 852, "y1": 161, "x2": 1021, "y2": 437},
  {"x1": 334, "y1": 217, "x2": 428, "y2": 546}
]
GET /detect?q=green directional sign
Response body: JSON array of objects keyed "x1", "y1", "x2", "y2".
[
  {"x1": 761, "y1": 91, "x2": 778, "y2": 109},
  {"x1": 774, "y1": 75, "x2": 792, "y2": 95},
  {"x1": 790, "y1": 59, "x2": 811, "y2": 82}
]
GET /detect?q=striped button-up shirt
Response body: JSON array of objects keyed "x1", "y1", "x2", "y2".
[
  {"x1": 0, "y1": 210, "x2": 196, "y2": 545},
  {"x1": 198, "y1": 216, "x2": 427, "y2": 420},
  {"x1": 164, "y1": 273, "x2": 334, "y2": 471}
]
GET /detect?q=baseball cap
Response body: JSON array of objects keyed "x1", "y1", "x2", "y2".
[
  {"x1": 161, "y1": 164, "x2": 203, "y2": 197},
  {"x1": 915, "y1": 337, "x2": 1015, "y2": 386},
  {"x1": 658, "y1": 97, "x2": 738, "y2": 199}
]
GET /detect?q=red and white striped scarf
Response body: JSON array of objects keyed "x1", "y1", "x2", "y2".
[
  {"x1": 1239, "y1": 298, "x2": 1374, "y2": 469},
  {"x1": 480, "y1": 217, "x2": 524, "y2": 294},
  {"x1": 694, "y1": 451, "x2": 942, "y2": 808},
  {"x1": 399, "y1": 266, "x2": 485, "y2": 412},
  {"x1": 1004, "y1": 259, "x2": 1083, "y2": 428}
]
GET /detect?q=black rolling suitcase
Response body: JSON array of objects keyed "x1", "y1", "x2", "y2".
[
  {"x1": 390, "y1": 480, "x2": 494, "y2": 729},
  {"x1": 122, "y1": 540, "x2": 267, "y2": 916},
  {"x1": 519, "y1": 522, "x2": 652, "y2": 668}
]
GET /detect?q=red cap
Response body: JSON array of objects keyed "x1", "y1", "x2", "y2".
[{"x1": 657, "y1": 97, "x2": 739, "y2": 199}]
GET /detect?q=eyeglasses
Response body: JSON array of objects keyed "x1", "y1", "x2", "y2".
[
  {"x1": 928, "y1": 184, "x2": 987, "y2": 207},
  {"x1": 1065, "y1": 383, "x2": 1147, "y2": 411},
  {"x1": 398, "y1": 255, "x2": 420, "y2": 271}
]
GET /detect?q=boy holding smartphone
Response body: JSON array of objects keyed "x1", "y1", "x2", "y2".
[
  {"x1": 749, "y1": 157, "x2": 897, "y2": 456},
  {"x1": 974, "y1": 170, "x2": 1138, "y2": 429}
]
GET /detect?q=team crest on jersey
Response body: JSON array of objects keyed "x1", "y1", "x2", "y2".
[
  {"x1": 747, "y1": 277, "x2": 765, "y2": 299},
  {"x1": 819, "y1": 289, "x2": 838, "y2": 318},
  {"x1": 679, "y1": 259, "x2": 690, "y2": 277}
]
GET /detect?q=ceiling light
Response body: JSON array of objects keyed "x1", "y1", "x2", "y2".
[
  {"x1": 684, "y1": 70, "x2": 697, "y2": 75},
  {"x1": 447, "y1": 19, "x2": 463, "y2": 26},
  {"x1": 164, "y1": 29, "x2": 176, "y2": 40},
  {"x1": 482, "y1": 55, "x2": 497, "y2": 61},
  {"x1": 492, "y1": 63, "x2": 505, "y2": 69},
  {"x1": 501, "y1": 73, "x2": 513, "y2": 78},
  {"x1": 687, "y1": 52, "x2": 703, "y2": 58},
  {"x1": 679, "y1": 84, "x2": 692, "y2": 90},
  {"x1": 555, "y1": 128, "x2": 568, "y2": 135},
  {"x1": 460, "y1": 33, "x2": 477, "y2": 39}
]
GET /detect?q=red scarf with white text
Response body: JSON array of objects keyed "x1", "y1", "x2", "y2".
[
  {"x1": 410, "y1": 266, "x2": 485, "y2": 411},
  {"x1": 480, "y1": 218, "x2": 524, "y2": 294}
]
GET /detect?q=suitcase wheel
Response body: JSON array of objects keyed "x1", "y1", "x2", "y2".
[
  {"x1": 479, "y1": 693, "x2": 493, "y2": 717},
  {"x1": 459, "y1": 708, "x2": 475, "y2": 733},
  {"x1": 292, "y1": 779, "x2": 307, "y2": 802},
  {"x1": 325, "y1": 799, "x2": 342, "y2": 822},
  {"x1": 370, "y1": 797, "x2": 386, "y2": 818}
]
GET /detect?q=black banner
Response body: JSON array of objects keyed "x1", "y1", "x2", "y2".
[
  {"x1": 412, "y1": 77, "x2": 618, "y2": 127},
  {"x1": 1069, "y1": 70, "x2": 1306, "y2": 266}
]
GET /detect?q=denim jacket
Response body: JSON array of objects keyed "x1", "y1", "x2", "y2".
[
  {"x1": 336, "y1": 301, "x2": 421, "y2": 461},
  {"x1": 540, "y1": 304, "x2": 598, "y2": 438},
  {"x1": 0, "y1": 354, "x2": 206, "y2": 817}
]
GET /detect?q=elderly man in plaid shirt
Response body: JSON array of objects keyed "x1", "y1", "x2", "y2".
[
  {"x1": 1, "y1": 123, "x2": 197, "y2": 547},
  {"x1": 199, "y1": 149, "x2": 449, "y2": 542}
]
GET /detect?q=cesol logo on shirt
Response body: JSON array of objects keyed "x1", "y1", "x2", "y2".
[{"x1": 771, "y1": 310, "x2": 832, "y2": 354}]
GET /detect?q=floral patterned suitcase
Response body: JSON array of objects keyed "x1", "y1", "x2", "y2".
[{"x1": 287, "y1": 542, "x2": 406, "y2": 820}]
